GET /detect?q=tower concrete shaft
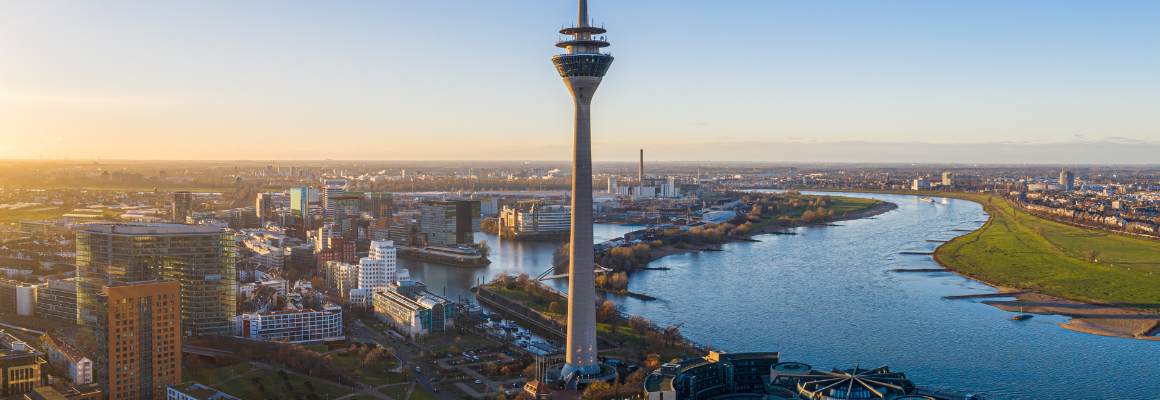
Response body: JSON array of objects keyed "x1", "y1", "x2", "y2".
[{"x1": 552, "y1": 0, "x2": 613, "y2": 381}]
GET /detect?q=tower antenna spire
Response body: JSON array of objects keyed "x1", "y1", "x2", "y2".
[{"x1": 578, "y1": 0, "x2": 589, "y2": 27}]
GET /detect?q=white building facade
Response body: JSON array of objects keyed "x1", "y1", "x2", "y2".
[{"x1": 235, "y1": 304, "x2": 344, "y2": 344}]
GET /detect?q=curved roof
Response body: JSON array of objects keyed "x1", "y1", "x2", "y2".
[{"x1": 796, "y1": 366, "x2": 915, "y2": 400}]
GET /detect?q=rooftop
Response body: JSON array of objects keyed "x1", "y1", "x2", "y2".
[
  {"x1": 169, "y1": 382, "x2": 241, "y2": 400},
  {"x1": 79, "y1": 222, "x2": 225, "y2": 235}
]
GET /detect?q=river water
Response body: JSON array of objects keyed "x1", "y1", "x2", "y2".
[{"x1": 401, "y1": 192, "x2": 1160, "y2": 399}]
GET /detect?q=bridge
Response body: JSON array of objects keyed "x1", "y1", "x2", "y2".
[{"x1": 535, "y1": 264, "x2": 611, "y2": 281}]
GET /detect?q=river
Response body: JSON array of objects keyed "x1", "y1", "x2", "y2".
[{"x1": 400, "y1": 192, "x2": 1160, "y2": 399}]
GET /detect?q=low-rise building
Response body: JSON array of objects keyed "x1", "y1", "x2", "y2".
[
  {"x1": 40, "y1": 331, "x2": 93, "y2": 385},
  {"x1": 0, "y1": 279, "x2": 37, "y2": 316},
  {"x1": 498, "y1": 202, "x2": 570, "y2": 240},
  {"x1": 235, "y1": 304, "x2": 344, "y2": 344},
  {"x1": 166, "y1": 382, "x2": 240, "y2": 400},
  {"x1": 35, "y1": 279, "x2": 77, "y2": 322},
  {"x1": 372, "y1": 280, "x2": 455, "y2": 339},
  {"x1": 0, "y1": 330, "x2": 47, "y2": 397}
]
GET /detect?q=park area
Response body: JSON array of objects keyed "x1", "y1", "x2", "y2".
[{"x1": 937, "y1": 193, "x2": 1160, "y2": 308}]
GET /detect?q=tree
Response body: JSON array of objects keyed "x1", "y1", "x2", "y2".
[
  {"x1": 582, "y1": 381, "x2": 612, "y2": 400},
  {"x1": 1087, "y1": 249, "x2": 1100, "y2": 263},
  {"x1": 548, "y1": 301, "x2": 564, "y2": 314},
  {"x1": 597, "y1": 300, "x2": 618, "y2": 323},
  {"x1": 628, "y1": 316, "x2": 651, "y2": 333}
]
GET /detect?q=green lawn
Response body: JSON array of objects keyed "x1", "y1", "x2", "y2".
[
  {"x1": 936, "y1": 193, "x2": 1160, "y2": 309},
  {"x1": 828, "y1": 195, "x2": 881, "y2": 215},
  {"x1": 184, "y1": 363, "x2": 353, "y2": 400},
  {"x1": 328, "y1": 350, "x2": 399, "y2": 386}
]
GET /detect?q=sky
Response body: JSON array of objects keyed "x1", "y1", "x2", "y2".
[{"x1": 2, "y1": 0, "x2": 1159, "y2": 163}]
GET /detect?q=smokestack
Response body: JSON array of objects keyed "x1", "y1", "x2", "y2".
[{"x1": 638, "y1": 149, "x2": 644, "y2": 183}]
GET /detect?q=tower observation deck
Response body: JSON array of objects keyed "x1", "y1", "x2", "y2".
[{"x1": 552, "y1": 0, "x2": 614, "y2": 79}]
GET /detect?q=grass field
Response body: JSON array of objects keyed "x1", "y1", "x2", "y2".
[
  {"x1": 328, "y1": 349, "x2": 400, "y2": 386},
  {"x1": 935, "y1": 193, "x2": 1160, "y2": 309},
  {"x1": 828, "y1": 196, "x2": 883, "y2": 215},
  {"x1": 185, "y1": 363, "x2": 353, "y2": 400}
]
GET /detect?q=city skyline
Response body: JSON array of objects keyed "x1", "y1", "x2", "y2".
[{"x1": 3, "y1": 1, "x2": 1160, "y2": 163}]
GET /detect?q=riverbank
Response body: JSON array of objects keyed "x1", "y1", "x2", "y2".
[
  {"x1": 573, "y1": 195, "x2": 898, "y2": 272},
  {"x1": 804, "y1": 188, "x2": 1160, "y2": 340},
  {"x1": 984, "y1": 291, "x2": 1160, "y2": 340},
  {"x1": 747, "y1": 199, "x2": 897, "y2": 236}
]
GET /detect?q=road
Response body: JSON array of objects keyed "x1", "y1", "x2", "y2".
[{"x1": 348, "y1": 318, "x2": 455, "y2": 400}]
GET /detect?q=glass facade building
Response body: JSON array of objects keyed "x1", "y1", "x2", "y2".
[{"x1": 76, "y1": 223, "x2": 237, "y2": 336}]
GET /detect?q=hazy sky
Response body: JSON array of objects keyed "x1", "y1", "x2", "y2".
[{"x1": 2, "y1": 1, "x2": 1159, "y2": 162}]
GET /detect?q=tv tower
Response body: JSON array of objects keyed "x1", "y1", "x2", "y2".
[{"x1": 552, "y1": 0, "x2": 613, "y2": 382}]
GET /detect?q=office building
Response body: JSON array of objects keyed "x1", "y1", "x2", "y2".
[
  {"x1": 372, "y1": 280, "x2": 454, "y2": 339},
  {"x1": 35, "y1": 279, "x2": 77, "y2": 322},
  {"x1": 354, "y1": 240, "x2": 397, "y2": 296},
  {"x1": 0, "y1": 279, "x2": 36, "y2": 316},
  {"x1": 77, "y1": 223, "x2": 236, "y2": 336},
  {"x1": 323, "y1": 261, "x2": 358, "y2": 303},
  {"x1": 1059, "y1": 169, "x2": 1076, "y2": 192},
  {"x1": 166, "y1": 382, "x2": 240, "y2": 400},
  {"x1": 40, "y1": 330, "x2": 93, "y2": 385},
  {"x1": 551, "y1": 0, "x2": 612, "y2": 381},
  {"x1": 941, "y1": 171, "x2": 954, "y2": 187},
  {"x1": 387, "y1": 210, "x2": 421, "y2": 246},
  {"x1": 98, "y1": 281, "x2": 182, "y2": 400},
  {"x1": 643, "y1": 351, "x2": 928, "y2": 400},
  {"x1": 0, "y1": 331, "x2": 47, "y2": 397},
  {"x1": 171, "y1": 192, "x2": 194, "y2": 224},
  {"x1": 362, "y1": 192, "x2": 393, "y2": 219},
  {"x1": 320, "y1": 179, "x2": 348, "y2": 220},
  {"x1": 498, "y1": 202, "x2": 571, "y2": 240},
  {"x1": 644, "y1": 351, "x2": 780, "y2": 400},
  {"x1": 911, "y1": 178, "x2": 931, "y2": 191},
  {"x1": 235, "y1": 304, "x2": 344, "y2": 344},
  {"x1": 327, "y1": 241, "x2": 403, "y2": 306},
  {"x1": 330, "y1": 194, "x2": 362, "y2": 239},
  {"x1": 289, "y1": 187, "x2": 311, "y2": 224},
  {"x1": 419, "y1": 200, "x2": 480, "y2": 247},
  {"x1": 254, "y1": 193, "x2": 274, "y2": 225}
]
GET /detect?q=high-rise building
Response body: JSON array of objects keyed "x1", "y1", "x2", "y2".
[
  {"x1": 362, "y1": 192, "x2": 393, "y2": 219},
  {"x1": 387, "y1": 210, "x2": 421, "y2": 246},
  {"x1": 171, "y1": 192, "x2": 194, "y2": 224},
  {"x1": 941, "y1": 171, "x2": 955, "y2": 187},
  {"x1": 289, "y1": 187, "x2": 311, "y2": 224},
  {"x1": 331, "y1": 195, "x2": 362, "y2": 239},
  {"x1": 98, "y1": 281, "x2": 181, "y2": 400},
  {"x1": 1059, "y1": 169, "x2": 1076, "y2": 192},
  {"x1": 0, "y1": 330, "x2": 47, "y2": 397},
  {"x1": 327, "y1": 240, "x2": 403, "y2": 306},
  {"x1": 551, "y1": 0, "x2": 613, "y2": 381},
  {"x1": 255, "y1": 193, "x2": 274, "y2": 225},
  {"x1": 419, "y1": 201, "x2": 480, "y2": 247},
  {"x1": 76, "y1": 223, "x2": 237, "y2": 336},
  {"x1": 321, "y1": 179, "x2": 348, "y2": 220}
]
